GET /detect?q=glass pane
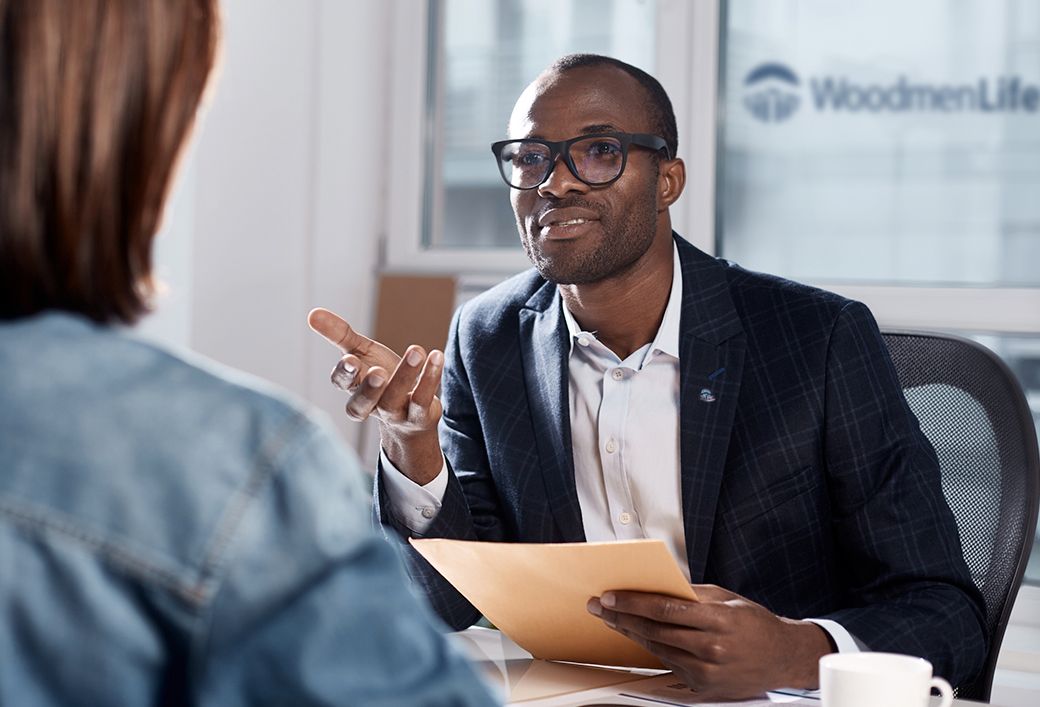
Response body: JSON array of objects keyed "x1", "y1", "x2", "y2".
[
  {"x1": 970, "y1": 334, "x2": 1040, "y2": 585},
  {"x1": 427, "y1": 0, "x2": 657, "y2": 249},
  {"x1": 960, "y1": 334, "x2": 1040, "y2": 582},
  {"x1": 719, "y1": 0, "x2": 1040, "y2": 285}
]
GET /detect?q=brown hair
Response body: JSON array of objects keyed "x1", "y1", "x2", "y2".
[{"x1": 0, "y1": 0, "x2": 220, "y2": 324}]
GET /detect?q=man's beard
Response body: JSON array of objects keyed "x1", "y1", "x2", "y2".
[{"x1": 517, "y1": 181, "x2": 659, "y2": 285}]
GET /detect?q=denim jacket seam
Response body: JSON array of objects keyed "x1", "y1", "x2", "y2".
[
  {"x1": 0, "y1": 411, "x2": 318, "y2": 615},
  {"x1": 185, "y1": 410, "x2": 321, "y2": 690},
  {"x1": 192, "y1": 411, "x2": 316, "y2": 590},
  {"x1": 0, "y1": 497, "x2": 207, "y2": 607}
]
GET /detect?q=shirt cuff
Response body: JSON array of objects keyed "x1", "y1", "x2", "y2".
[
  {"x1": 379, "y1": 449, "x2": 449, "y2": 534},
  {"x1": 806, "y1": 618, "x2": 868, "y2": 653}
]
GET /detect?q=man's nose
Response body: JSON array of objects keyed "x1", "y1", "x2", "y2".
[{"x1": 537, "y1": 155, "x2": 589, "y2": 198}]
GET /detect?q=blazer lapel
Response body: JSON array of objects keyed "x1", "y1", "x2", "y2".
[
  {"x1": 674, "y1": 236, "x2": 746, "y2": 582},
  {"x1": 518, "y1": 282, "x2": 585, "y2": 542}
]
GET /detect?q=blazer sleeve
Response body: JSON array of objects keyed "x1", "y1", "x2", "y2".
[
  {"x1": 817, "y1": 301, "x2": 987, "y2": 686},
  {"x1": 373, "y1": 305, "x2": 504, "y2": 630}
]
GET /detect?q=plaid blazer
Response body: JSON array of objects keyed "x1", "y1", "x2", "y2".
[{"x1": 376, "y1": 234, "x2": 986, "y2": 687}]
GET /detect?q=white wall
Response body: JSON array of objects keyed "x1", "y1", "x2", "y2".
[{"x1": 145, "y1": 0, "x2": 393, "y2": 448}]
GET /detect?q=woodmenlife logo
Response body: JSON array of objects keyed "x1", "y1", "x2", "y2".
[{"x1": 743, "y1": 61, "x2": 1040, "y2": 123}]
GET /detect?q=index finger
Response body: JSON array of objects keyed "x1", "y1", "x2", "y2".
[
  {"x1": 308, "y1": 307, "x2": 374, "y2": 355},
  {"x1": 599, "y1": 591, "x2": 723, "y2": 631}
]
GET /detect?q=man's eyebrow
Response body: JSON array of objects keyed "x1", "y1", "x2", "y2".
[{"x1": 580, "y1": 124, "x2": 620, "y2": 134}]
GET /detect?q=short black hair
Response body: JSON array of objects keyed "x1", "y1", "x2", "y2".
[{"x1": 548, "y1": 53, "x2": 678, "y2": 160}]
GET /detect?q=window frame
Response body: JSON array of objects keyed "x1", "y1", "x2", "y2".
[{"x1": 383, "y1": 0, "x2": 713, "y2": 273}]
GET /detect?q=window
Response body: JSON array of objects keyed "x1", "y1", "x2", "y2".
[
  {"x1": 719, "y1": 0, "x2": 1040, "y2": 286},
  {"x1": 717, "y1": 0, "x2": 1040, "y2": 583},
  {"x1": 428, "y1": 0, "x2": 658, "y2": 251},
  {"x1": 385, "y1": 0, "x2": 670, "y2": 272},
  {"x1": 977, "y1": 333, "x2": 1040, "y2": 583}
]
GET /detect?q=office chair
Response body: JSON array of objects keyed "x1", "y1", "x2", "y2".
[{"x1": 882, "y1": 330, "x2": 1040, "y2": 703}]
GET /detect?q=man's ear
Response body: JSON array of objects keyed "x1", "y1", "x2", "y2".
[{"x1": 658, "y1": 157, "x2": 686, "y2": 210}]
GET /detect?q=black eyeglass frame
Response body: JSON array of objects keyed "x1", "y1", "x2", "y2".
[{"x1": 489, "y1": 132, "x2": 671, "y2": 190}]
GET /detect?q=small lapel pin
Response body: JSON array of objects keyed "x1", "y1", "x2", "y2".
[{"x1": 700, "y1": 367, "x2": 724, "y2": 402}]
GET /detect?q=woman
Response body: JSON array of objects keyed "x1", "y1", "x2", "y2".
[{"x1": 0, "y1": 2, "x2": 495, "y2": 705}]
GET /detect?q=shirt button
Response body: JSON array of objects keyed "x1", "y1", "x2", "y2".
[
  {"x1": 612, "y1": 368, "x2": 624, "y2": 380},
  {"x1": 619, "y1": 511, "x2": 632, "y2": 525},
  {"x1": 420, "y1": 507, "x2": 435, "y2": 519},
  {"x1": 577, "y1": 336, "x2": 590, "y2": 347},
  {"x1": 605, "y1": 438, "x2": 617, "y2": 454}
]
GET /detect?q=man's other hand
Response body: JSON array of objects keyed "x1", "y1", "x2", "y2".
[
  {"x1": 307, "y1": 307, "x2": 445, "y2": 484},
  {"x1": 586, "y1": 585, "x2": 833, "y2": 702}
]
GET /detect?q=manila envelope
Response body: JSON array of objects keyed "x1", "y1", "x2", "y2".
[{"x1": 410, "y1": 538, "x2": 698, "y2": 669}]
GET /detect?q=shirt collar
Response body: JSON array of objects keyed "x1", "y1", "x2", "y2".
[
  {"x1": 649, "y1": 242, "x2": 683, "y2": 360},
  {"x1": 561, "y1": 241, "x2": 683, "y2": 362}
]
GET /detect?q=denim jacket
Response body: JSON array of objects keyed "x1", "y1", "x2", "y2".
[{"x1": 0, "y1": 312, "x2": 498, "y2": 706}]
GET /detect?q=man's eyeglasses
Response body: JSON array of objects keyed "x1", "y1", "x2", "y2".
[{"x1": 490, "y1": 132, "x2": 670, "y2": 190}]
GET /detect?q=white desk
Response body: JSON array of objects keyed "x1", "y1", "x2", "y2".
[{"x1": 451, "y1": 628, "x2": 995, "y2": 706}]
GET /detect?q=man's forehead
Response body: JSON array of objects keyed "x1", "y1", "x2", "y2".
[{"x1": 507, "y1": 65, "x2": 650, "y2": 138}]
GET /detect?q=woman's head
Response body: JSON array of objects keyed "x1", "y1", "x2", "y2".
[{"x1": 0, "y1": 0, "x2": 220, "y2": 324}]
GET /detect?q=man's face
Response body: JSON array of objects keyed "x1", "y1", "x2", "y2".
[{"x1": 507, "y1": 65, "x2": 664, "y2": 285}]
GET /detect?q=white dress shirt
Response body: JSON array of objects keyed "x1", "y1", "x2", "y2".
[
  {"x1": 381, "y1": 243, "x2": 862, "y2": 653},
  {"x1": 562, "y1": 244, "x2": 687, "y2": 572}
]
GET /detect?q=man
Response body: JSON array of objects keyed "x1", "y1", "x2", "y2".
[{"x1": 309, "y1": 54, "x2": 986, "y2": 701}]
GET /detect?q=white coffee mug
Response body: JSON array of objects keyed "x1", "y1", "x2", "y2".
[{"x1": 819, "y1": 652, "x2": 953, "y2": 707}]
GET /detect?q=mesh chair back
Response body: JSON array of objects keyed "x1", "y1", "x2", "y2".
[{"x1": 882, "y1": 331, "x2": 1040, "y2": 702}]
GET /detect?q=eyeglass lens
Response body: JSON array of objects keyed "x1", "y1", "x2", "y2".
[{"x1": 498, "y1": 136, "x2": 625, "y2": 189}]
